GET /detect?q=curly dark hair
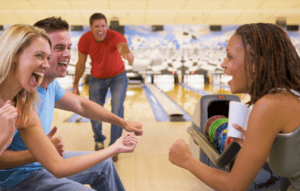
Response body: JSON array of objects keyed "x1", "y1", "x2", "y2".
[
  {"x1": 33, "y1": 17, "x2": 69, "y2": 33},
  {"x1": 235, "y1": 23, "x2": 300, "y2": 104}
]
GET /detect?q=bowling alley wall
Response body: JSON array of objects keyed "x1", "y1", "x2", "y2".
[
  {"x1": 2, "y1": 24, "x2": 299, "y2": 85},
  {"x1": 70, "y1": 24, "x2": 300, "y2": 85}
]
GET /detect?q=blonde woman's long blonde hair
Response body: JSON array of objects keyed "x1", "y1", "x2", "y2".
[{"x1": 0, "y1": 24, "x2": 52, "y2": 126}]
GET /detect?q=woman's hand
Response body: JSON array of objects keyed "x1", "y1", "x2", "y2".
[
  {"x1": 231, "y1": 123, "x2": 247, "y2": 147},
  {"x1": 169, "y1": 139, "x2": 193, "y2": 169},
  {"x1": 0, "y1": 100, "x2": 18, "y2": 135},
  {"x1": 0, "y1": 100, "x2": 18, "y2": 153}
]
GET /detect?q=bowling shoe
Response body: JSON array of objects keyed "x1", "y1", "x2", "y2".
[
  {"x1": 112, "y1": 154, "x2": 118, "y2": 162},
  {"x1": 95, "y1": 142, "x2": 104, "y2": 151}
]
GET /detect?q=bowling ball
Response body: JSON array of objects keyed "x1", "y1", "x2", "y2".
[
  {"x1": 204, "y1": 115, "x2": 227, "y2": 139},
  {"x1": 213, "y1": 122, "x2": 228, "y2": 147},
  {"x1": 224, "y1": 136, "x2": 232, "y2": 149},
  {"x1": 218, "y1": 129, "x2": 229, "y2": 152},
  {"x1": 209, "y1": 118, "x2": 228, "y2": 143}
]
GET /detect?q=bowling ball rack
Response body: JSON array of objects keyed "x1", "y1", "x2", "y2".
[
  {"x1": 188, "y1": 94, "x2": 241, "y2": 171},
  {"x1": 187, "y1": 126, "x2": 240, "y2": 170}
]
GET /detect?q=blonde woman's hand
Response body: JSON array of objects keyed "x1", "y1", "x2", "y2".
[{"x1": 0, "y1": 100, "x2": 18, "y2": 153}]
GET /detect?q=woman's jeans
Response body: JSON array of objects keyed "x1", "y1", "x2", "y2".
[{"x1": 3, "y1": 151, "x2": 125, "y2": 191}]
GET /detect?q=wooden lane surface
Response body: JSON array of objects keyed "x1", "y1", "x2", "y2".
[
  {"x1": 162, "y1": 83, "x2": 245, "y2": 117},
  {"x1": 53, "y1": 84, "x2": 214, "y2": 191}
]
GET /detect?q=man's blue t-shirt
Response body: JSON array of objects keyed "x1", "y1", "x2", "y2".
[{"x1": 0, "y1": 80, "x2": 65, "y2": 188}]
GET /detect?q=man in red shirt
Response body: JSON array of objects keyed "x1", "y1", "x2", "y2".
[{"x1": 73, "y1": 13, "x2": 134, "y2": 162}]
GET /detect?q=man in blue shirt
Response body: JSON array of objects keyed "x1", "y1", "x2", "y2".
[{"x1": 0, "y1": 17, "x2": 143, "y2": 190}]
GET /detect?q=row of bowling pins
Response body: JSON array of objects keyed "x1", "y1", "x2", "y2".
[
  {"x1": 153, "y1": 75, "x2": 175, "y2": 85},
  {"x1": 153, "y1": 75, "x2": 175, "y2": 92},
  {"x1": 184, "y1": 74, "x2": 205, "y2": 89},
  {"x1": 184, "y1": 74, "x2": 204, "y2": 84},
  {"x1": 156, "y1": 83, "x2": 175, "y2": 92}
]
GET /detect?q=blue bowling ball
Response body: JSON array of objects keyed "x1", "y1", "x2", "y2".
[
  {"x1": 213, "y1": 122, "x2": 228, "y2": 147},
  {"x1": 218, "y1": 130, "x2": 228, "y2": 152}
]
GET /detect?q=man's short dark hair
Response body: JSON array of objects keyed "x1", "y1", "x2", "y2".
[
  {"x1": 34, "y1": 17, "x2": 69, "y2": 33},
  {"x1": 89, "y1": 13, "x2": 107, "y2": 26}
]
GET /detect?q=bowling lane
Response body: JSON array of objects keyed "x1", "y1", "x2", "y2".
[
  {"x1": 124, "y1": 85, "x2": 157, "y2": 122},
  {"x1": 158, "y1": 82, "x2": 246, "y2": 117},
  {"x1": 161, "y1": 84, "x2": 202, "y2": 116},
  {"x1": 53, "y1": 83, "x2": 214, "y2": 191},
  {"x1": 80, "y1": 84, "x2": 157, "y2": 122},
  {"x1": 71, "y1": 73, "x2": 248, "y2": 122},
  {"x1": 61, "y1": 80, "x2": 248, "y2": 123},
  {"x1": 203, "y1": 84, "x2": 232, "y2": 95},
  {"x1": 54, "y1": 79, "x2": 236, "y2": 190}
]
